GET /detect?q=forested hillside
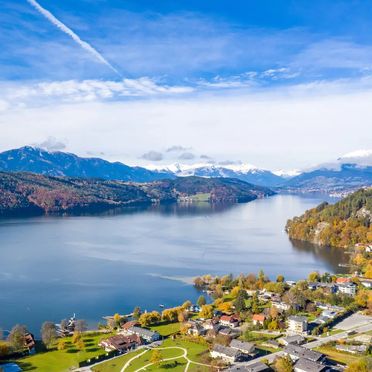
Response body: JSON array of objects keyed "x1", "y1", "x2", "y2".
[
  {"x1": 0, "y1": 172, "x2": 273, "y2": 216},
  {"x1": 286, "y1": 188, "x2": 372, "y2": 248}
]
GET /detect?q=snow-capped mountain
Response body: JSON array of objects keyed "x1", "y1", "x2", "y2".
[
  {"x1": 148, "y1": 162, "x2": 286, "y2": 187},
  {"x1": 283, "y1": 149, "x2": 372, "y2": 193}
]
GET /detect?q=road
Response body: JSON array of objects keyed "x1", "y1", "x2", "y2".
[{"x1": 236, "y1": 313, "x2": 372, "y2": 368}]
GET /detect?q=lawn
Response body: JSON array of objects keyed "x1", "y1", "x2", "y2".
[
  {"x1": 150, "y1": 321, "x2": 181, "y2": 336},
  {"x1": 13, "y1": 331, "x2": 114, "y2": 372},
  {"x1": 93, "y1": 338, "x2": 210, "y2": 372},
  {"x1": 316, "y1": 346, "x2": 363, "y2": 365},
  {"x1": 92, "y1": 350, "x2": 144, "y2": 372}
]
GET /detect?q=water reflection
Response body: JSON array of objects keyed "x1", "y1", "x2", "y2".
[{"x1": 290, "y1": 239, "x2": 349, "y2": 274}]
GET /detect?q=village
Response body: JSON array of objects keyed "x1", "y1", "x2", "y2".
[{"x1": 1, "y1": 254, "x2": 371, "y2": 372}]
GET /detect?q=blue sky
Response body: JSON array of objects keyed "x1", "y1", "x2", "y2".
[
  {"x1": 3, "y1": 0, "x2": 372, "y2": 82},
  {"x1": 0, "y1": 0, "x2": 371, "y2": 169}
]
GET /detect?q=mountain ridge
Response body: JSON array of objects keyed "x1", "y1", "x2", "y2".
[{"x1": 0, "y1": 172, "x2": 274, "y2": 217}]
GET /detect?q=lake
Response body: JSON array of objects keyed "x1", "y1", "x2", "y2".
[{"x1": 0, "y1": 194, "x2": 348, "y2": 334}]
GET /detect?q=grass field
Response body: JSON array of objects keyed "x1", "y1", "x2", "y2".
[
  {"x1": 316, "y1": 346, "x2": 363, "y2": 365},
  {"x1": 150, "y1": 321, "x2": 181, "y2": 336},
  {"x1": 92, "y1": 350, "x2": 145, "y2": 372},
  {"x1": 12, "y1": 332, "x2": 114, "y2": 372},
  {"x1": 93, "y1": 338, "x2": 210, "y2": 372}
]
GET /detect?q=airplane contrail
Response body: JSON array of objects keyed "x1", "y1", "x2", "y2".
[{"x1": 27, "y1": 0, "x2": 121, "y2": 77}]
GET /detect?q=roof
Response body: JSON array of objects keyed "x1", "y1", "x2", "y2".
[
  {"x1": 220, "y1": 314, "x2": 240, "y2": 322},
  {"x1": 252, "y1": 314, "x2": 265, "y2": 321},
  {"x1": 230, "y1": 339, "x2": 255, "y2": 353},
  {"x1": 100, "y1": 334, "x2": 141, "y2": 350},
  {"x1": 288, "y1": 315, "x2": 307, "y2": 323},
  {"x1": 229, "y1": 362, "x2": 270, "y2": 372},
  {"x1": 121, "y1": 320, "x2": 139, "y2": 330},
  {"x1": 212, "y1": 344, "x2": 241, "y2": 358},
  {"x1": 285, "y1": 345, "x2": 324, "y2": 362},
  {"x1": 282, "y1": 335, "x2": 305, "y2": 344},
  {"x1": 294, "y1": 358, "x2": 326, "y2": 372},
  {"x1": 336, "y1": 277, "x2": 350, "y2": 283},
  {"x1": 128, "y1": 326, "x2": 159, "y2": 338}
]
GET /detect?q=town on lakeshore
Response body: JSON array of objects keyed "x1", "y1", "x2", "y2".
[
  {"x1": 0, "y1": 242, "x2": 371, "y2": 372},
  {"x1": 2, "y1": 1, "x2": 372, "y2": 371}
]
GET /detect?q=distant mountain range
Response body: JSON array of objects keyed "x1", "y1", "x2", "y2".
[
  {"x1": 0, "y1": 146, "x2": 172, "y2": 182},
  {"x1": 148, "y1": 163, "x2": 286, "y2": 187},
  {"x1": 0, "y1": 172, "x2": 273, "y2": 216},
  {"x1": 0, "y1": 146, "x2": 371, "y2": 193}
]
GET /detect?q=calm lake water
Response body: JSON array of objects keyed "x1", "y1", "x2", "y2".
[{"x1": 0, "y1": 194, "x2": 348, "y2": 334}]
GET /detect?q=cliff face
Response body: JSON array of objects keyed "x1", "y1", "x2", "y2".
[
  {"x1": 0, "y1": 172, "x2": 274, "y2": 217},
  {"x1": 286, "y1": 188, "x2": 372, "y2": 248}
]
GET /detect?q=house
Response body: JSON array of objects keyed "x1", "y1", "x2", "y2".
[
  {"x1": 246, "y1": 290, "x2": 257, "y2": 297},
  {"x1": 121, "y1": 320, "x2": 139, "y2": 331},
  {"x1": 220, "y1": 314, "x2": 240, "y2": 328},
  {"x1": 127, "y1": 326, "x2": 160, "y2": 343},
  {"x1": 252, "y1": 314, "x2": 266, "y2": 326},
  {"x1": 99, "y1": 334, "x2": 141, "y2": 352},
  {"x1": 358, "y1": 278, "x2": 372, "y2": 288},
  {"x1": 335, "y1": 344, "x2": 368, "y2": 354},
  {"x1": 321, "y1": 310, "x2": 337, "y2": 319},
  {"x1": 279, "y1": 335, "x2": 305, "y2": 346},
  {"x1": 261, "y1": 339, "x2": 280, "y2": 349},
  {"x1": 203, "y1": 318, "x2": 220, "y2": 330},
  {"x1": 336, "y1": 282, "x2": 356, "y2": 296},
  {"x1": 228, "y1": 362, "x2": 271, "y2": 372},
  {"x1": 272, "y1": 301, "x2": 291, "y2": 312},
  {"x1": 294, "y1": 358, "x2": 329, "y2": 372},
  {"x1": 286, "y1": 281, "x2": 296, "y2": 287},
  {"x1": 188, "y1": 305, "x2": 201, "y2": 313},
  {"x1": 188, "y1": 322, "x2": 206, "y2": 336},
  {"x1": 313, "y1": 316, "x2": 330, "y2": 325},
  {"x1": 218, "y1": 326, "x2": 240, "y2": 338},
  {"x1": 336, "y1": 277, "x2": 351, "y2": 284},
  {"x1": 210, "y1": 344, "x2": 242, "y2": 363},
  {"x1": 284, "y1": 345, "x2": 325, "y2": 363},
  {"x1": 287, "y1": 316, "x2": 308, "y2": 335},
  {"x1": 230, "y1": 339, "x2": 256, "y2": 357}
]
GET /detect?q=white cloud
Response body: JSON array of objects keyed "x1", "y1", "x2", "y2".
[
  {"x1": 1, "y1": 78, "x2": 194, "y2": 106},
  {"x1": 0, "y1": 79, "x2": 371, "y2": 170}
]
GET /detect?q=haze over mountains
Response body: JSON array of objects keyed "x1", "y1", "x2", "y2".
[{"x1": 0, "y1": 146, "x2": 371, "y2": 193}]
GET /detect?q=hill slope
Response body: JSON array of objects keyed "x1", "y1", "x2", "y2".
[
  {"x1": 0, "y1": 172, "x2": 274, "y2": 216},
  {"x1": 0, "y1": 146, "x2": 173, "y2": 182},
  {"x1": 282, "y1": 164, "x2": 372, "y2": 194},
  {"x1": 286, "y1": 188, "x2": 372, "y2": 248}
]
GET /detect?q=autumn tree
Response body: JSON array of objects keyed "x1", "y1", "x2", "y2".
[
  {"x1": 178, "y1": 310, "x2": 188, "y2": 323},
  {"x1": 139, "y1": 311, "x2": 161, "y2": 327},
  {"x1": 308, "y1": 272, "x2": 320, "y2": 282},
  {"x1": 57, "y1": 339, "x2": 66, "y2": 351},
  {"x1": 345, "y1": 358, "x2": 372, "y2": 372},
  {"x1": 0, "y1": 342, "x2": 9, "y2": 357},
  {"x1": 197, "y1": 295, "x2": 207, "y2": 307},
  {"x1": 60, "y1": 319, "x2": 68, "y2": 332},
  {"x1": 276, "y1": 275, "x2": 285, "y2": 283},
  {"x1": 75, "y1": 319, "x2": 88, "y2": 333},
  {"x1": 218, "y1": 301, "x2": 233, "y2": 313},
  {"x1": 133, "y1": 306, "x2": 141, "y2": 319},
  {"x1": 199, "y1": 305, "x2": 214, "y2": 319},
  {"x1": 150, "y1": 349, "x2": 163, "y2": 365},
  {"x1": 181, "y1": 300, "x2": 192, "y2": 310},
  {"x1": 274, "y1": 356, "x2": 293, "y2": 372},
  {"x1": 41, "y1": 321, "x2": 57, "y2": 349},
  {"x1": 8, "y1": 324, "x2": 27, "y2": 351},
  {"x1": 230, "y1": 286, "x2": 241, "y2": 298},
  {"x1": 72, "y1": 331, "x2": 82, "y2": 344}
]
